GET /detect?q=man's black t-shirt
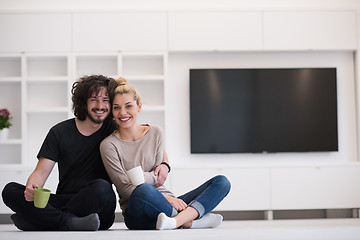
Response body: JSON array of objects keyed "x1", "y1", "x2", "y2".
[{"x1": 37, "y1": 118, "x2": 117, "y2": 194}]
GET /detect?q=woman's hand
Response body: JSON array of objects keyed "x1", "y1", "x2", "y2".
[
  {"x1": 24, "y1": 183, "x2": 38, "y2": 202},
  {"x1": 165, "y1": 195, "x2": 187, "y2": 212},
  {"x1": 154, "y1": 164, "x2": 168, "y2": 188}
]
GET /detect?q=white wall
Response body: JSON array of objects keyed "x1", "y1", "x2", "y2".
[
  {"x1": 167, "y1": 52, "x2": 358, "y2": 167},
  {"x1": 0, "y1": 0, "x2": 360, "y2": 11},
  {"x1": 0, "y1": 0, "x2": 360, "y2": 214}
]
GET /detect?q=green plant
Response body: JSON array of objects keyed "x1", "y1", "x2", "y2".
[{"x1": 0, "y1": 108, "x2": 12, "y2": 130}]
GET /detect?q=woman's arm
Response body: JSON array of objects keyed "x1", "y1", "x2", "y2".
[
  {"x1": 154, "y1": 149, "x2": 170, "y2": 188},
  {"x1": 100, "y1": 141, "x2": 136, "y2": 200},
  {"x1": 163, "y1": 194, "x2": 187, "y2": 212},
  {"x1": 24, "y1": 157, "x2": 55, "y2": 202}
]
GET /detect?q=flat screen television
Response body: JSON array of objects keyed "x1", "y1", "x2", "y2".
[{"x1": 190, "y1": 68, "x2": 338, "y2": 153}]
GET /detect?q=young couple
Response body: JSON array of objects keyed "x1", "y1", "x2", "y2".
[{"x1": 2, "y1": 75, "x2": 230, "y2": 231}]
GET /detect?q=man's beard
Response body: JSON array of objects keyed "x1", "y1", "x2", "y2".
[{"x1": 87, "y1": 109, "x2": 108, "y2": 124}]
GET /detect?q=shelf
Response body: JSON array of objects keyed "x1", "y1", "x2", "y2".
[
  {"x1": 0, "y1": 139, "x2": 22, "y2": 144},
  {"x1": 0, "y1": 56, "x2": 21, "y2": 77},
  {"x1": 76, "y1": 55, "x2": 118, "y2": 77},
  {"x1": 26, "y1": 81, "x2": 68, "y2": 110},
  {"x1": 26, "y1": 107, "x2": 69, "y2": 114},
  {"x1": 131, "y1": 81, "x2": 164, "y2": 106},
  {"x1": 0, "y1": 144, "x2": 21, "y2": 164},
  {"x1": 0, "y1": 164, "x2": 35, "y2": 171},
  {"x1": 126, "y1": 75, "x2": 165, "y2": 81},
  {"x1": 25, "y1": 76, "x2": 68, "y2": 82},
  {"x1": 142, "y1": 105, "x2": 165, "y2": 112},
  {"x1": 122, "y1": 54, "x2": 164, "y2": 76},
  {"x1": 138, "y1": 110, "x2": 165, "y2": 129},
  {"x1": 0, "y1": 77, "x2": 22, "y2": 82},
  {"x1": 26, "y1": 56, "x2": 68, "y2": 77}
]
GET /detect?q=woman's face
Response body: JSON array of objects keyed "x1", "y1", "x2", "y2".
[{"x1": 112, "y1": 93, "x2": 141, "y2": 129}]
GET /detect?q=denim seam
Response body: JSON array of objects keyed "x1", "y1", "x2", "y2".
[
  {"x1": 189, "y1": 200, "x2": 205, "y2": 218},
  {"x1": 171, "y1": 207, "x2": 178, "y2": 217}
]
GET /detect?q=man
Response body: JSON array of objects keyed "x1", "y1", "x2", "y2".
[{"x1": 2, "y1": 75, "x2": 119, "y2": 231}]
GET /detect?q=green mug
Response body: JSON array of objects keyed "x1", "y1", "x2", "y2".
[{"x1": 34, "y1": 188, "x2": 51, "y2": 208}]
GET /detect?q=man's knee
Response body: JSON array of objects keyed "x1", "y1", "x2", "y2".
[
  {"x1": 2, "y1": 182, "x2": 23, "y2": 204},
  {"x1": 91, "y1": 179, "x2": 116, "y2": 203}
]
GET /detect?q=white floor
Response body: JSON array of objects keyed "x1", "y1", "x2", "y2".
[{"x1": 0, "y1": 219, "x2": 360, "y2": 240}]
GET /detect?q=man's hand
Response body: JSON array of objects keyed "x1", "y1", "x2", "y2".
[
  {"x1": 154, "y1": 164, "x2": 168, "y2": 188},
  {"x1": 24, "y1": 183, "x2": 38, "y2": 202},
  {"x1": 23, "y1": 157, "x2": 55, "y2": 202}
]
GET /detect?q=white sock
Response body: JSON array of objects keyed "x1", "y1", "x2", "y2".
[
  {"x1": 191, "y1": 213, "x2": 223, "y2": 229},
  {"x1": 156, "y1": 212, "x2": 176, "y2": 230}
]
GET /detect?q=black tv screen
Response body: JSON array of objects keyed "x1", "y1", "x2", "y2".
[{"x1": 190, "y1": 68, "x2": 338, "y2": 153}]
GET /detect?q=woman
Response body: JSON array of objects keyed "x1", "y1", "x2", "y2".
[{"x1": 100, "y1": 77, "x2": 231, "y2": 230}]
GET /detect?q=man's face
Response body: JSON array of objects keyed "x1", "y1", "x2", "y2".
[{"x1": 86, "y1": 87, "x2": 111, "y2": 124}]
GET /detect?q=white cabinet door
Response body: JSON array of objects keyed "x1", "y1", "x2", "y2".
[
  {"x1": 170, "y1": 167, "x2": 270, "y2": 211},
  {"x1": 168, "y1": 12, "x2": 263, "y2": 51},
  {"x1": 73, "y1": 12, "x2": 167, "y2": 51},
  {"x1": 270, "y1": 166, "x2": 360, "y2": 209},
  {"x1": 263, "y1": 11, "x2": 357, "y2": 50},
  {"x1": 0, "y1": 13, "x2": 71, "y2": 52},
  {"x1": 220, "y1": 168, "x2": 270, "y2": 211}
]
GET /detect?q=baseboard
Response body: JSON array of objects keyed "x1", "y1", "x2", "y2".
[{"x1": 0, "y1": 209, "x2": 356, "y2": 224}]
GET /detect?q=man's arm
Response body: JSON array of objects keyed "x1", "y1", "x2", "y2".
[
  {"x1": 24, "y1": 157, "x2": 55, "y2": 202},
  {"x1": 154, "y1": 149, "x2": 170, "y2": 188}
]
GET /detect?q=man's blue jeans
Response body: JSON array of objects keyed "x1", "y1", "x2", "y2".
[{"x1": 123, "y1": 175, "x2": 231, "y2": 230}]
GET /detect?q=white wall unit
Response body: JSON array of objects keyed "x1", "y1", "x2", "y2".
[
  {"x1": 168, "y1": 12, "x2": 263, "y2": 51},
  {"x1": 0, "y1": 13, "x2": 71, "y2": 52},
  {"x1": 270, "y1": 165, "x2": 360, "y2": 209},
  {"x1": 72, "y1": 12, "x2": 167, "y2": 51},
  {"x1": 0, "y1": 9, "x2": 359, "y2": 214},
  {"x1": 170, "y1": 165, "x2": 360, "y2": 212},
  {"x1": 263, "y1": 11, "x2": 358, "y2": 50},
  {"x1": 170, "y1": 167, "x2": 271, "y2": 211}
]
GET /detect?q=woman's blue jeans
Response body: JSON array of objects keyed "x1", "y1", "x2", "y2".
[{"x1": 123, "y1": 175, "x2": 231, "y2": 230}]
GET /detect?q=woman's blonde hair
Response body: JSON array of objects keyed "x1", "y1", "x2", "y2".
[{"x1": 114, "y1": 77, "x2": 141, "y2": 105}]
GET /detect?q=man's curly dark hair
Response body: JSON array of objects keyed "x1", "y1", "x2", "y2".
[{"x1": 71, "y1": 75, "x2": 118, "y2": 121}]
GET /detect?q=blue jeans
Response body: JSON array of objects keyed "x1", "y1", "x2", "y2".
[{"x1": 123, "y1": 175, "x2": 231, "y2": 230}]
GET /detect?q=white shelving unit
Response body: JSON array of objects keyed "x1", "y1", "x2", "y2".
[
  {"x1": 121, "y1": 52, "x2": 167, "y2": 129},
  {"x1": 23, "y1": 54, "x2": 70, "y2": 168},
  {"x1": 0, "y1": 51, "x2": 167, "y2": 171},
  {"x1": 0, "y1": 54, "x2": 23, "y2": 168}
]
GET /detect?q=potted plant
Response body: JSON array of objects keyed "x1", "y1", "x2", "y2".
[{"x1": 0, "y1": 108, "x2": 12, "y2": 139}]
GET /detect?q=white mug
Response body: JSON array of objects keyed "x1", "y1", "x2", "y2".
[{"x1": 126, "y1": 166, "x2": 145, "y2": 186}]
